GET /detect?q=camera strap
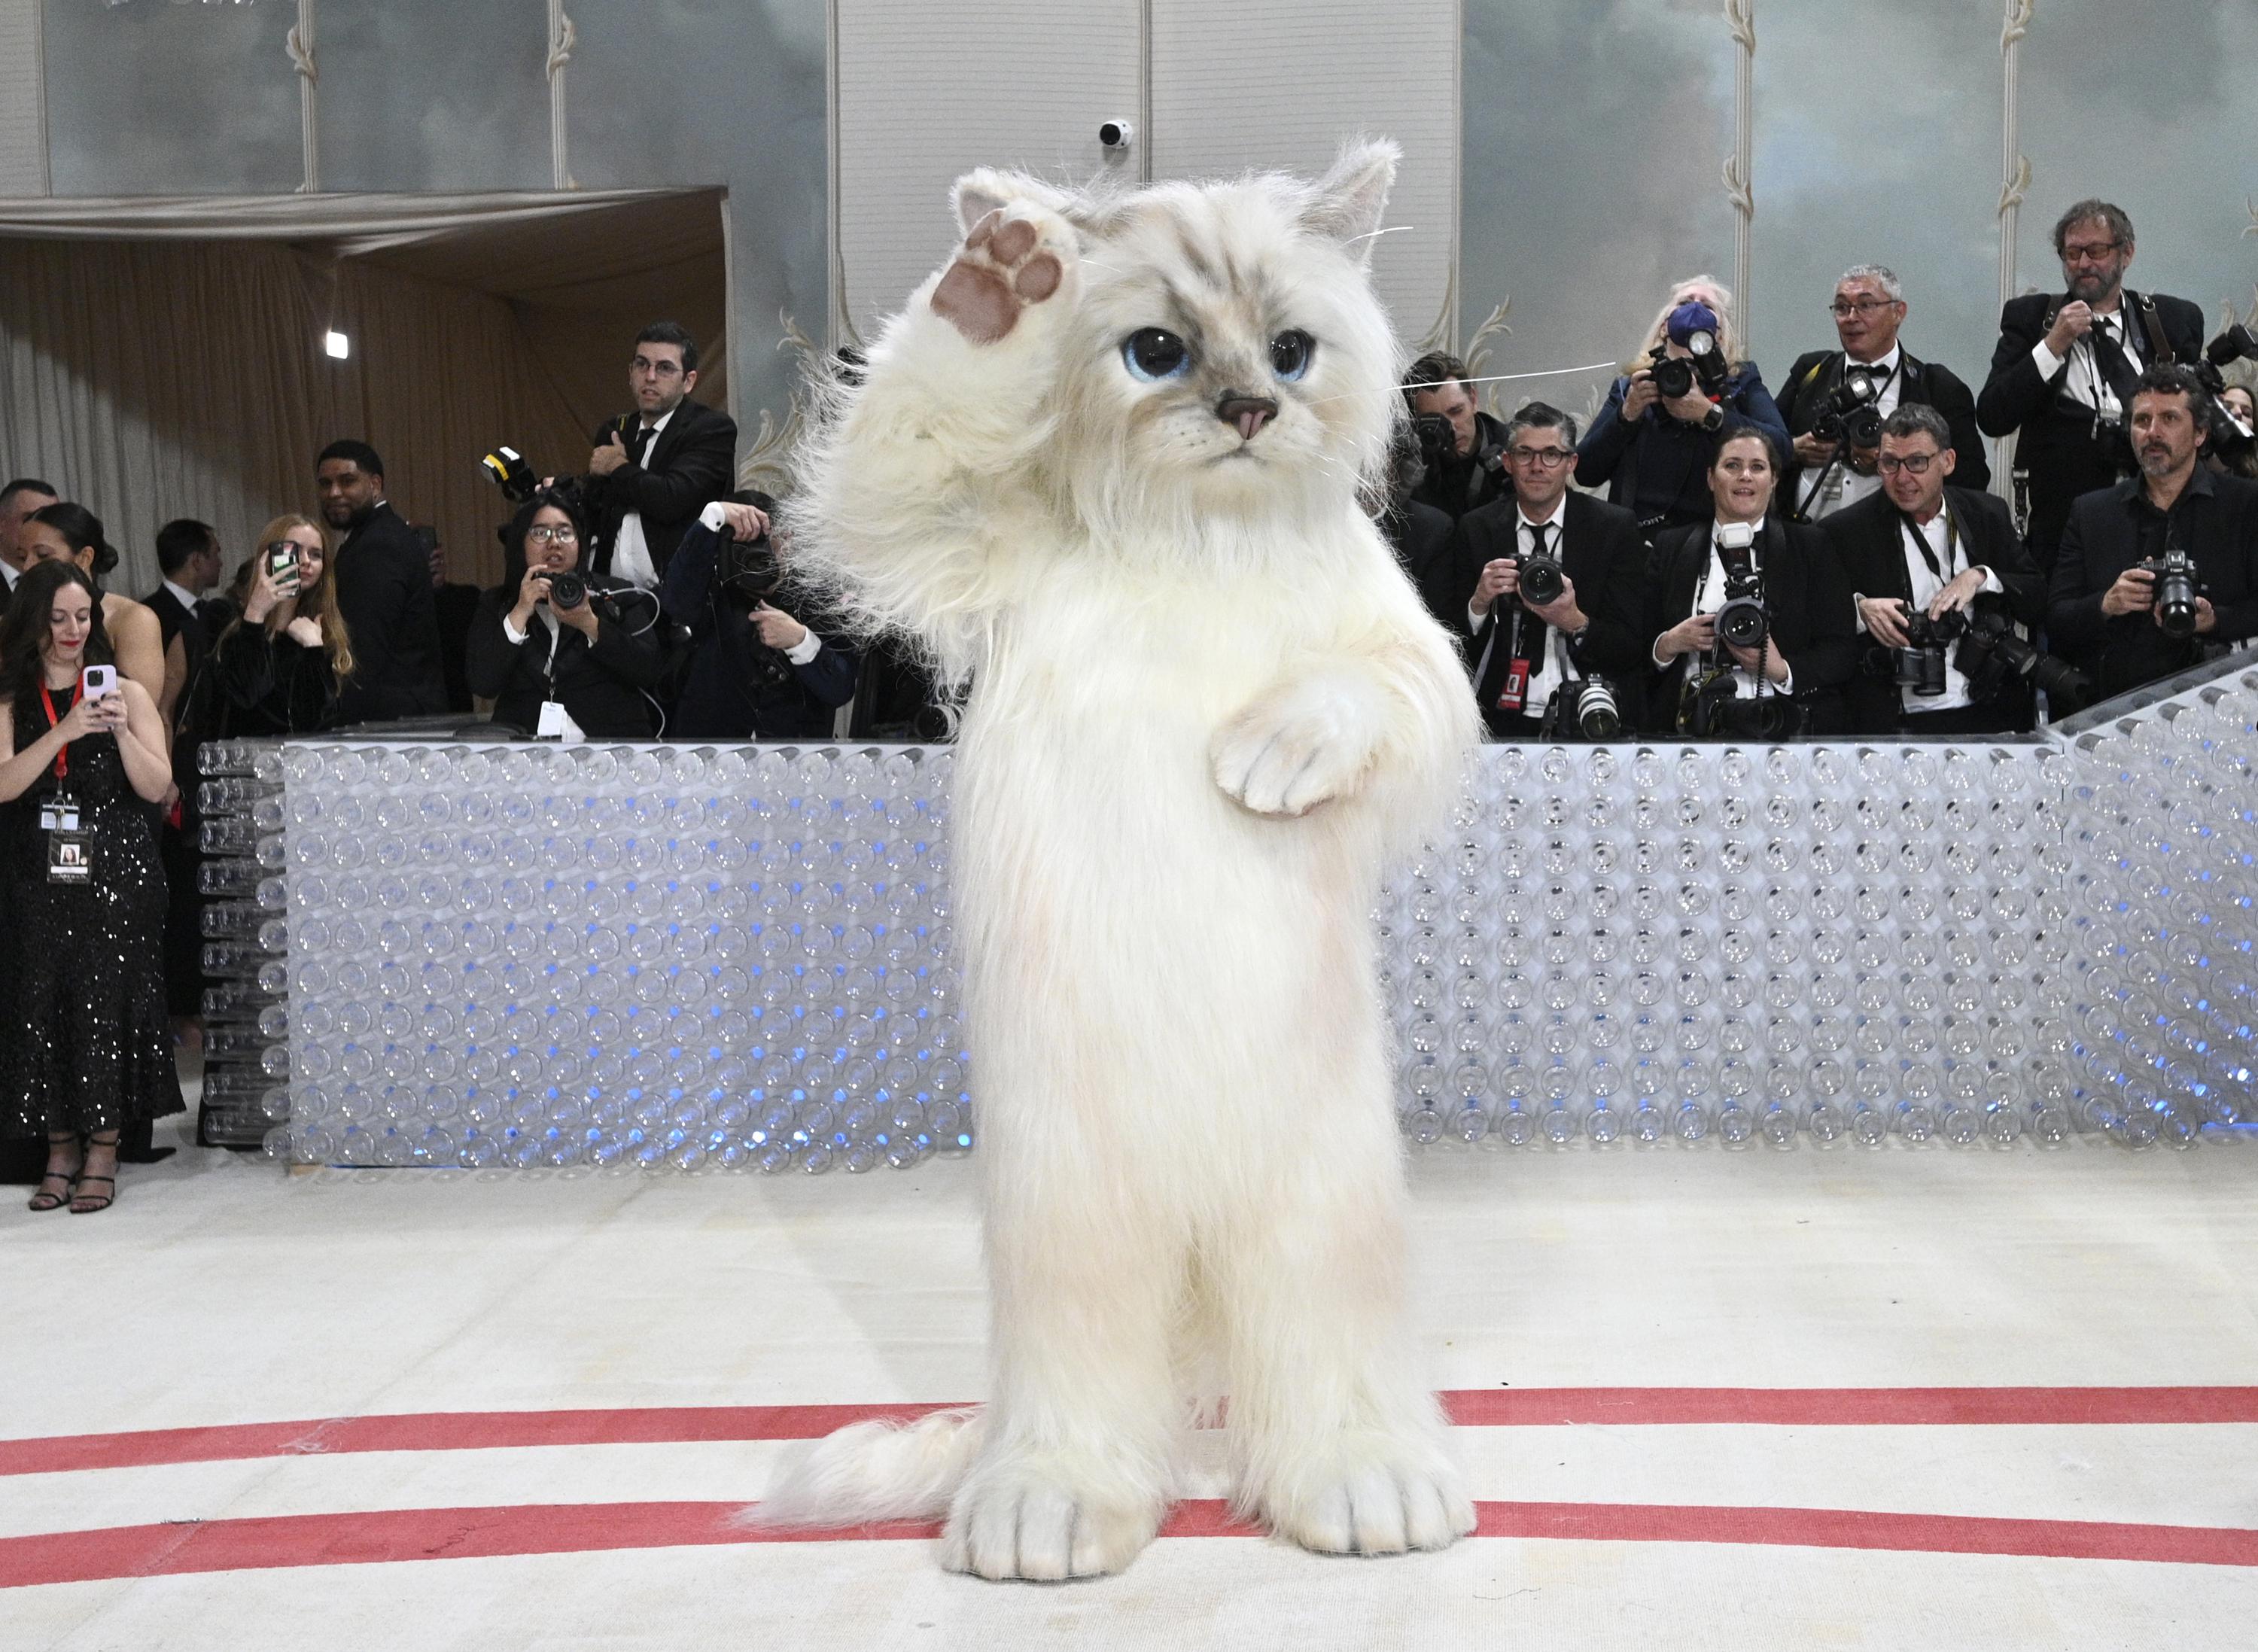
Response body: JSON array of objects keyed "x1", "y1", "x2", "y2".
[{"x1": 1895, "y1": 505, "x2": 1958, "y2": 586}]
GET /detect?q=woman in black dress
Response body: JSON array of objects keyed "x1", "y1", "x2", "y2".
[
  {"x1": 466, "y1": 489, "x2": 670, "y2": 738},
  {"x1": 212, "y1": 513, "x2": 353, "y2": 735},
  {"x1": 0, "y1": 561, "x2": 183, "y2": 1212}
]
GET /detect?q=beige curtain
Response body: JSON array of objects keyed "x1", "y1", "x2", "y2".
[{"x1": 0, "y1": 236, "x2": 587, "y2": 598}]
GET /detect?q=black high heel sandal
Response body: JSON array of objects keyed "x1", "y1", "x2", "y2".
[
  {"x1": 28, "y1": 1134, "x2": 81, "y2": 1213},
  {"x1": 71, "y1": 1132, "x2": 120, "y2": 1215}
]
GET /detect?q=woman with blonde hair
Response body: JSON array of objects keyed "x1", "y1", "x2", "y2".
[
  {"x1": 1576, "y1": 273, "x2": 1790, "y2": 533},
  {"x1": 211, "y1": 513, "x2": 355, "y2": 735}
]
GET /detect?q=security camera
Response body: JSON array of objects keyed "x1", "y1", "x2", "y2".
[{"x1": 1098, "y1": 120, "x2": 1134, "y2": 151}]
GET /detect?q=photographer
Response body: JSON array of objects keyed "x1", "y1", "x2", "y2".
[
  {"x1": 1977, "y1": 200, "x2": 2205, "y2": 573},
  {"x1": 212, "y1": 516, "x2": 352, "y2": 736},
  {"x1": 2214, "y1": 383, "x2": 2258, "y2": 481},
  {"x1": 467, "y1": 489, "x2": 671, "y2": 738},
  {"x1": 1403, "y1": 351, "x2": 1509, "y2": 522},
  {"x1": 2047, "y1": 364, "x2": 2258, "y2": 701},
  {"x1": 577, "y1": 322, "x2": 738, "y2": 589},
  {"x1": 0, "y1": 561, "x2": 182, "y2": 1213},
  {"x1": 1440, "y1": 402, "x2": 1652, "y2": 737},
  {"x1": 1779, "y1": 264, "x2": 1989, "y2": 521},
  {"x1": 1645, "y1": 429, "x2": 1857, "y2": 736},
  {"x1": 1827, "y1": 406, "x2": 2048, "y2": 735},
  {"x1": 1577, "y1": 281, "x2": 1791, "y2": 534},
  {"x1": 661, "y1": 494, "x2": 857, "y2": 739}
]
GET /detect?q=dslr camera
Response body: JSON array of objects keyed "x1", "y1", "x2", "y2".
[
  {"x1": 2138, "y1": 546, "x2": 2202, "y2": 638},
  {"x1": 1889, "y1": 607, "x2": 1967, "y2": 699},
  {"x1": 1543, "y1": 676, "x2": 1623, "y2": 741},
  {"x1": 1414, "y1": 409, "x2": 1507, "y2": 487},
  {"x1": 1515, "y1": 540, "x2": 1567, "y2": 608},
  {"x1": 1810, "y1": 361, "x2": 1886, "y2": 451},
  {"x1": 1953, "y1": 605, "x2": 2089, "y2": 710},
  {"x1": 2196, "y1": 324, "x2": 2258, "y2": 467},
  {"x1": 1646, "y1": 335, "x2": 1729, "y2": 403},
  {"x1": 1711, "y1": 521, "x2": 1768, "y2": 652}
]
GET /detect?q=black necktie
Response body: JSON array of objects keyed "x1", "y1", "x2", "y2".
[
  {"x1": 627, "y1": 422, "x2": 656, "y2": 465},
  {"x1": 2087, "y1": 315, "x2": 2141, "y2": 409}
]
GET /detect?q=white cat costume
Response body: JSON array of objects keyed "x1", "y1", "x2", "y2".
[{"x1": 760, "y1": 143, "x2": 1481, "y2": 1580}]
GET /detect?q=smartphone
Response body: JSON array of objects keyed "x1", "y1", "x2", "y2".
[
  {"x1": 265, "y1": 541, "x2": 302, "y2": 585},
  {"x1": 81, "y1": 665, "x2": 117, "y2": 699}
]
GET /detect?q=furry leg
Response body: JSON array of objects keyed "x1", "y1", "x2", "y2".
[
  {"x1": 1214, "y1": 1148, "x2": 1473, "y2": 1557},
  {"x1": 941, "y1": 1175, "x2": 1185, "y2": 1581}
]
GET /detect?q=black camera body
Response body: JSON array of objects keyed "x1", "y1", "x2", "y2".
[
  {"x1": 2139, "y1": 546, "x2": 2203, "y2": 638},
  {"x1": 1544, "y1": 676, "x2": 1623, "y2": 741},
  {"x1": 1516, "y1": 546, "x2": 1567, "y2": 608},
  {"x1": 1952, "y1": 604, "x2": 2089, "y2": 709},
  {"x1": 1891, "y1": 607, "x2": 1967, "y2": 698},
  {"x1": 1412, "y1": 410, "x2": 1456, "y2": 464},
  {"x1": 543, "y1": 568, "x2": 589, "y2": 611},
  {"x1": 1682, "y1": 669, "x2": 1801, "y2": 738},
  {"x1": 1811, "y1": 363, "x2": 1885, "y2": 450},
  {"x1": 1647, "y1": 337, "x2": 1729, "y2": 405},
  {"x1": 1710, "y1": 522, "x2": 1767, "y2": 652}
]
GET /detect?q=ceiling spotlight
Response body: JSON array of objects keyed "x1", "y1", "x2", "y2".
[{"x1": 324, "y1": 330, "x2": 350, "y2": 360}]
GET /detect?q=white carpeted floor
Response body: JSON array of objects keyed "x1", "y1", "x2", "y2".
[{"x1": 5, "y1": 1103, "x2": 2256, "y2": 1650}]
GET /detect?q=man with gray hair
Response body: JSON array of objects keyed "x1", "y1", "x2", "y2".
[
  {"x1": 1823, "y1": 403, "x2": 2044, "y2": 735},
  {"x1": 1778, "y1": 263, "x2": 1987, "y2": 522},
  {"x1": 1977, "y1": 198, "x2": 2205, "y2": 573}
]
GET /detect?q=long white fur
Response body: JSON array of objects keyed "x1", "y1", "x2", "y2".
[{"x1": 757, "y1": 141, "x2": 1481, "y2": 1581}]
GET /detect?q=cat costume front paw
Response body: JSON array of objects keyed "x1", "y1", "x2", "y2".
[
  {"x1": 931, "y1": 205, "x2": 1074, "y2": 345},
  {"x1": 1211, "y1": 671, "x2": 1391, "y2": 818}
]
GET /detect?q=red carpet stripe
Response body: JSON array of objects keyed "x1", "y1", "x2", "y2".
[
  {"x1": 6, "y1": 1389, "x2": 2256, "y2": 1479},
  {"x1": 4, "y1": 1498, "x2": 2255, "y2": 1589}
]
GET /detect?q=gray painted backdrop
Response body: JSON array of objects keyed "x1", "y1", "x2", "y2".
[
  {"x1": 39, "y1": 0, "x2": 828, "y2": 450},
  {"x1": 1463, "y1": 0, "x2": 2258, "y2": 423}
]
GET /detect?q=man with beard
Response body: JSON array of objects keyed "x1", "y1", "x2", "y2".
[
  {"x1": 315, "y1": 440, "x2": 446, "y2": 723},
  {"x1": 1403, "y1": 352, "x2": 1509, "y2": 522},
  {"x1": 1977, "y1": 199, "x2": 2204, "y2": 573},
  {"x1": 2048, "y1": 364, "x2": 2258, "y2": 699}
]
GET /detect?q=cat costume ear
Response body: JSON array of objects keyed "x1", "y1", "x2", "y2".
[{"x1": 1302, "y1": 139, "x2": 1398, "y2": 264}]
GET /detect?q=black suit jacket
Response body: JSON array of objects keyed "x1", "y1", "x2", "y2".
[
  {"x1": 142, "y1": 584, "x2": 208, "y2": 671},
  {"x1": 1440, "y1": 491, "x2": 1654, "y2": 734},
  {"x1": 1644, "y1": 515, "x2": 1858, "y2": 734},
  {"x1": 1824, "y1": 486, "x2": 2043, "y2": 732},
  {"x1": 2047, "y1": 468, "x2": 2258, "y2": 701},
  {"x1": 330, "y1": 501, "x2": 446, "y2": 725},
  {"x1": 1776, "y1": 347, "x2": 1990, "y2": 504},
  {"x1": 1976, "y1": 289, "x2": 2206, "y2": 568},
  {"x1": 583, "y1": 399, "x2": 739, "y2": 580},
  {"x1": 1380, "y1": 498, "x2": 1459, "y2": 633},
  {"x1": 464, "y1": 585, "x2": 671, "y2": 738}
]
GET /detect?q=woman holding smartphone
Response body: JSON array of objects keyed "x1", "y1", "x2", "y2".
[
  {"x1": 16, "y1": 503, "x2": 168, "y2": 716},
  {"x1": 212, "y1": 515, "x2": 355, "y2": 735},
  {"x1": 0, "y1": 561, "x2": 182, "y2": 1214}
]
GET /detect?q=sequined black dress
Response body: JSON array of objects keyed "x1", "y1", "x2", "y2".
[{"x1": 0, "y1": 689, "x2": 184, "y2": 1137}]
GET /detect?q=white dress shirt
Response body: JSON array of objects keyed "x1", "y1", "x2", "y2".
[
  {"x1": 2030, "y1": 306, "x2": 2145, "y2": 420},
  {"x1": 607, "y1": 404, "x2": 677, "y2": 592},
  {"x1": 1654, "y1": 523, "x2": 1794, "y2": 698},
  {"x1": 1797, "y1": 345, "x2": 1903, "y2": 520},
  {"x1": 1851, "y1": 504, "x2": 2004, "y2": 714},
  {"x1": 161, "y1": 577, "x2": 199, "y2": 616},
  {"x1": 2, "y1": 559, "x2": 20, "y2": 593},
  {"x1": 1468, "y1": 496, "x2": 1575, "y2": 717}
]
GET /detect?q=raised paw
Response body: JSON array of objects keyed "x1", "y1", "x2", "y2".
[
  {"x1": 939, "y1": 1471, "x2": 1161, "y2": 1583},
  {"x1": 1211, "y1": 677, "x2": 1383, "y2": 817},
  {"x1": 930, "y1": 206, "x2": 1073, "y2": 345},
  {"x1": 1259, "y1": 1453, "x2": 1475, "y2": 1558}
]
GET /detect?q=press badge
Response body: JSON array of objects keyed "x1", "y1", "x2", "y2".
[{"x1": 42, "y1": 793, "x2": 90, "y2": 884}]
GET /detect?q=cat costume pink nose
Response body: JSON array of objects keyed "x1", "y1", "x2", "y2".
[{"x1": 1217, "y1": 395, "x2": 1279, "y2": 441}]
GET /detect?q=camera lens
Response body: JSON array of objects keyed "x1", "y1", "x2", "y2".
[{"x1": 1520, "y1": 553, "x2": 1566, "y2": 607}]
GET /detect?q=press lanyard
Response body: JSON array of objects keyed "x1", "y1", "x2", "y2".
[{"x1": 38, "y1": 681, "x2": 76, "y2": 780}]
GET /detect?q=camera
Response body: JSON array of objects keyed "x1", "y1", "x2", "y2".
[
  {"x1": 1712, "y1": 521, "x2": 1767, "y2": 651},
  {"x1": 1811, "y1": 362, "x2": 1885, "y2": 450},
  {"x1": 1544, "y1": 676, "x2": 1623, "y2": 741},
  {"x1": 1516, "y1": 543, "x2": 1566, "y2": 607},
  {"x1": 480, "y1": 444, "x2": 539, "y2": 504},
  {"x1": 1891, "y1": 608, "x2": 1967, "y2": 698},
  {"x1": 2195, "y1": 326, "x2": 2257, "y2": 465},
  {"x1": 1681, "y1": 668, "x2": 1801, "y2": 738},
  {"x1": 2139, "y1": 546, "x2": 2202, "y2": 637},
  {"x1": 541, "y1": 568, "x2": 588, "y2": 610},
  {"x1": 1952, "y1": 605, "x2": 2089, "y2": 710},
  {"x1": 1646, "y1": 331, "x2": 1727, "y2": 404},
  {"x1": 1097, "y1": 119, "x2": 1135, "y2": 151}
]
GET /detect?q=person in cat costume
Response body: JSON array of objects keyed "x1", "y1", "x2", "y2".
[{"x1": 759, "y1": 143, "x2": 1480, "y2": 1581}]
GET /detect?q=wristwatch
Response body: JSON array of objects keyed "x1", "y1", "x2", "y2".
[{"x1": 1701, "y1": 404, "x2": 1725, "y2": 433}]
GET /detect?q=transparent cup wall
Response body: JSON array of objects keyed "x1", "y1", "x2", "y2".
[{"x1": 198, "y1": 661, "x2": 2258, "y2": 1173}]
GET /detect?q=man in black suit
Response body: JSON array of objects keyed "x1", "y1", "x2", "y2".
[
  {"x1": 1779, "y1": 263, "x2": 1988, "y2": 521},
  {"x1": 578, "y1": 321, "x2": 738, "y2": 589},
  {"x1": 1403, "y1": 351, "x2": 1511, "y2": 522},
  {"x1": 144, "y1": 517, "x2": 222, "y2": 725},
  {"x1": 0, "y1": 477, "x2": 59, "y2": 608},
  {"x1": 1438, "y1": 401, "x2": 1653, "y2": 737},
  {"x1": 1977, "y1": 199, "x2": 2205, "y2": 573},
  {"x1": 316, "y1": 439, "x2": 447, "y2": 725},
  {"x1": 1826, "y1": 406, "x2": 2045, "y2": 735},
  {"x1": 2049, "y1": 364, "x2": 2258, "y2": 702}
]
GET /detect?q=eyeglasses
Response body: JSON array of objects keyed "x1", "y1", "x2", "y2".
[
  {"x1": 2062, "y1": 239, "x2": 2123, "y2": 263},
  {"x1": 1505, "y1": 446, "x2": 1575, "y2": 467},
  {"x1": 630, "y1": 355, "x2": 685, "y2": 379},
  {"x1": 1875, "y1": 452, "x2": 1938, "y2": 475},
  {"x1": 1828, "y1": 297, "x2": 1897, "y2": 318},
  {"x1": 526, "y1": 525, "x2": 579, "y2": 544}
]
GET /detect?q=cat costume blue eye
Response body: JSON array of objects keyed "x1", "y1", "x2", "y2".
[
  {"x1": 1270, "y1": 330, "x2": 1314, "y2": 381},
  {"x1": 1123, "y1": 328, "x2": 1191, "y2": 382}
]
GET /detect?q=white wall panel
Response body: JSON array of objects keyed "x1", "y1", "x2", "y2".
[
  {"x1": 0, "y1": 0, "x2": 47, "y2": 195},
  {"x1": 835, "y1": 0, "x2": 1143, "y2": 337},
  {"x1": 1146, "y1": 0, "x2": 1459, "y2": 345}
]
